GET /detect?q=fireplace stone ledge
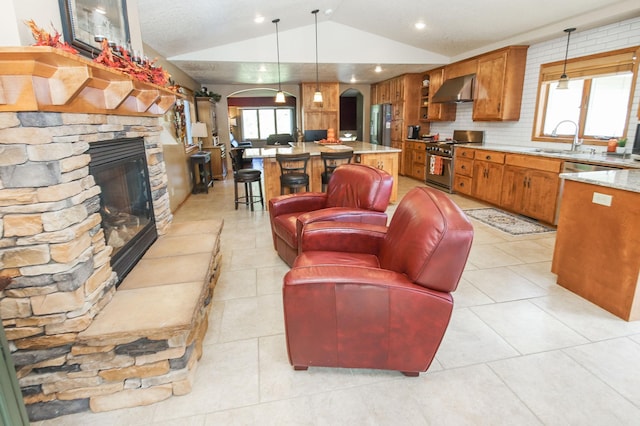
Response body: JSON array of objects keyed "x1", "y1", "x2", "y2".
[{"x1": 21, "y1": 218, "x2": 223, "y2": 420}]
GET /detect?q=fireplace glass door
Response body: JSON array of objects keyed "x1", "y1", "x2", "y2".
[{"x1": 89, "y1": 137, "x2": 157, "y2": 284}]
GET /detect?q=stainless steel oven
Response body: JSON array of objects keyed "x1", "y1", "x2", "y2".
[
  {"x1": 425, "y1": 130, "x2": 484, "y2": 192},
  {"x1": 425, "y1": 146, "x2": 454, "y2": 192}
]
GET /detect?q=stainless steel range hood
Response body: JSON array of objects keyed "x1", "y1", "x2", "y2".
[{"x1": 431, "y1": 74, "x2": 475, "y2": 103}]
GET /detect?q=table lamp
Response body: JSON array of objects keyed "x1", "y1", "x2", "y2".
[{"x1": 191, "y1": 122, "x2": 208, "y2": 151}]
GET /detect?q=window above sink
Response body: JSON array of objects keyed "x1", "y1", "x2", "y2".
[{"x1": 532, "y1": 46, "x2": 639, "y2": 148}]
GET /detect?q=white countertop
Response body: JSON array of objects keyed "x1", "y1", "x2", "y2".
[
  {"x1": 242, "y1": 141, "x2": 401, "y2": 158},
  {"x1": 560, "y1": 169, "x2": 640, "y2": 193},
  {"x1": 468, "y1": 144, "x2": 640, "y2": 169}
]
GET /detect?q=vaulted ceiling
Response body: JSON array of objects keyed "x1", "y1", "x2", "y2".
[{"x1": 136, "y1": 0, "x2": 640, "y2": 85}]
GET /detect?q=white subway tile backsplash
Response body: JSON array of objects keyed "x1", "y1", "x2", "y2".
[{"x1": 430, "y1": 16, "x2": 640, "y2": 147}]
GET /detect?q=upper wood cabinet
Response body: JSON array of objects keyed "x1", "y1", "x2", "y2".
[
  {"x1": 302, "y1": 82, "x2": 339, "y2": 131},
  {"x1": 425, "y1": 68, "x2": 456, "y2": 122},
  {"x1": 444, "y1": 58, "x2": 478, "y2": 80},
  {"x1": 472, "y1": 46, "x2": 528, "y2": 121},
  {"x1": 371, "y1": 74, "x2": 423, "y2": 141}
]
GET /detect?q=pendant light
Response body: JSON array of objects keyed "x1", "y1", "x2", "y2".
[
  {"x1": 311, "y1": 9, "x2": 323, "y2": 103},
  {"x1": 557, "y1": 27, "x2": 576, "y2": 90},
  {"x1": 273, "y1": 18, "x2": 286, "y2": 103}
]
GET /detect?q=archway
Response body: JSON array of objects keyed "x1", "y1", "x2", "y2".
[
  {"x1": 340, "y1": 88, "x2": 364, "y2": 141},
  {"x1": 227, "y1": 88, "x2": 298, "y2": 145}
]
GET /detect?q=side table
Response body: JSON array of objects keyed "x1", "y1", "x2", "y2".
[{"x1": 190, "y1": 152, "x2": 213, "y2": 194}]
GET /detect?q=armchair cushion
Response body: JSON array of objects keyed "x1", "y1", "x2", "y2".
[{"x1": 269, "y1": 164, "x2": 393, "y2": 267}]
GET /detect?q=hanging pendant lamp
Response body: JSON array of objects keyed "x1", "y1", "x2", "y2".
[
  {"x1": 273, "y1": 18, "x2": 286, "y2": 103},
  {"x1": 557, "y1": 27, "x2": 576, "y2": 90},
  {"x1": 311, "y1": 9, "x2": 323, "y2": 103}
]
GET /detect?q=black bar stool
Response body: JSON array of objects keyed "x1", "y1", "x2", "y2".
[
  {"x1": 276, "y1": 152, "x2": 311, "y2": 194},
  {"x1": 229, "y1": 148, "x2": 263, "y2": 210},
  {"x1": 320, "y1": 150, "x2": 354, "y2": 191}
]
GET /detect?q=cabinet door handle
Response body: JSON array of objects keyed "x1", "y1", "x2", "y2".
[
  {"x1": 461, "y1": 165, "x2": 466, "y2": 170},
  {"x1": 485, "y1": 155, "x2": 492, "y2": 160}
]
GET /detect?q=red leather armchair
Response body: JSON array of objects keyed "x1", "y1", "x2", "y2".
[
  {"x1": 283, "y1": 187, "x2": 474, "y2": 376},
  {"x1": 269, "y1": 163, "x2": 393, "y2": 267}
]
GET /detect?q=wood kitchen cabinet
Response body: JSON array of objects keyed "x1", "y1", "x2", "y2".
[
  {"x1": 202, "y1": 145, "x2": 227, "y2": 180},
  {"x1": 404, "y1": 141, "x2": 427, "y2": 181},
  {"x1": 453, "y1": 147, "x2": 475, "y2": 195},
  {"x1": 195, "y1": 97, "x2": 218, "y2": 147},
  {"x1": 372, "y1": 80, "x2": 390, "y2": 104},
  {"x1": 500, "y1": 154, "x2": 562, "y2": 224},
  {"x1": 358, "y1": 151, "x2": 399, "y2": 202},
  {"x1": 444, "y1": 58, "x2": 478, "y2": 79},
  {"x1": 472, "y1": 46, "x2": 528, "y2": 121},
  {"x1": 302, "y1": 82, "x2": 339, "y2": 131},
  {"x1": 391, "y1": 140, "x2": 405, "y2": 175},
  {"x1": 471, "y1": 151, "x2": 505, "y2": 205},
  {"x1": 552, "y1": 179, "x2": 640, "y2": 321},
  {"x1": 425, "y1": 68, "x2": 456, "y2": 121}
]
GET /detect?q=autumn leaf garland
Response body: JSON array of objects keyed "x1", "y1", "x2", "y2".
[{"x1": 26, "y1": 20, "x2": 173, "y2": 89}]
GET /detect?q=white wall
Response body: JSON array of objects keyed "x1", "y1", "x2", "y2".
[{"x1": 429, "y1": 16, "x2": 640, "y2": 151}]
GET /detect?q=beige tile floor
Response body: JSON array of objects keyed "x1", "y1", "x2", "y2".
[{"x1": 38, "y1": 175, "x2": 640, "y2": 425}]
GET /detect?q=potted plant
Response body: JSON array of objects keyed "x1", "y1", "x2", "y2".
[
  {"x1": 616, "y1": 137, "x2": 627, "y2": 154},
  {"x1": 195, "y1": 87, "x2": 221, "y2": 102}
]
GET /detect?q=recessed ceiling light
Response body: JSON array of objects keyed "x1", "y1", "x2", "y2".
[
  {"x1": 375, "y1": 65, "x2": 382, "y2": 73},
  {"x1": 415, "y1": 22, "x2": 426, "y2": 30},
  {"x1": 254, "y1": 16, "x2": 265, "y2": 24},
  {"x1": 350, "y1": 75, "x2": 356, "y2": 83}
]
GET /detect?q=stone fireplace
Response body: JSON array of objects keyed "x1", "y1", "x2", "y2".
[
  {"x1": 0, "y1": 48, "x2": 222, "y2": 421},
  {"x1": 88, "y1": 136, "x2": 158, "y2": 283}
]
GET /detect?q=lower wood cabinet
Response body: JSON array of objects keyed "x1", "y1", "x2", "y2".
[
  {"x1": 202, "y1": 145, "x2": 227, "y2": 180},
  {"x1": 501, "y1": 166, "x2": 559, "y2": 224},
  {"x1": 403, "y1": 141, "x2": 427, "y2": 181},
  {"x1": 471, "y1": 151, "x2": 505, "y2": 205},
  {"x1": 358, "y1": 151, "x2": 399, "y2": 202},
  {"x1": 500, "y1": 154, "x2": 562, "y2": 224},
  {"x1": 454, "y1": 149, "x2": 563, "y2": 224}
]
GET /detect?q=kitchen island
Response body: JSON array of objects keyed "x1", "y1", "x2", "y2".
[
  {"x1": 243, "y1": 141, "x2": 401, "y2": 205},
  {"x1": 552, "y1": 169, "x2": 640, "y2": 321}
]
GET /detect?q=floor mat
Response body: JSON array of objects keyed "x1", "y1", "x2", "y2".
[{"x1": 464, "y1": 208, "x2": 556, "y2": 235}]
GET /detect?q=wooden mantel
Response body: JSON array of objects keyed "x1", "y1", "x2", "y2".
[{"x1": 0, "y1": 46, "x2": 181, "y2": 116}]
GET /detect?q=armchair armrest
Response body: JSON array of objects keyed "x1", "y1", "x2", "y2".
[
  {"x1": 297, "y1": 208, "x2": 388, "y2": 241},
  {"x1": 298, "y1": 208, "x2": 387, "y2": 227},
  {"x1": 269, "y1": 193, "x2": 328, "y2": 217},
  {"x1": 300, "y1": 221, "x2": 387, "y2": 254}
]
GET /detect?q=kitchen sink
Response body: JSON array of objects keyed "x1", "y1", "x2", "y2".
[{"x1": 532, "y1": 148, "x2": 573, "y2": 154}]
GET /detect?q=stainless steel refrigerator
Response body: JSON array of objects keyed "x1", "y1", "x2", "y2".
[{"x1": 370, "y1": 103, "x2": 392, "y2": 146}]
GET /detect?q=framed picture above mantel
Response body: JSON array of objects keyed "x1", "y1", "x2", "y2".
[{"x1": 58, "y1": 0, "x2": 131, "y2": 58}]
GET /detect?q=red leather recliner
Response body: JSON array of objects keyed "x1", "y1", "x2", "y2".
[
  {"x1": 269, "y1": 163, "x2": 393, "y2": 267},
  {"x1": 283, "y1": 187, "x2": 474, "y2": 376}
]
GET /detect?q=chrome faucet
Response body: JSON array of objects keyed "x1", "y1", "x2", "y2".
[{"x1": 551, "y1": 120, "x2": 581, "y2": 152}]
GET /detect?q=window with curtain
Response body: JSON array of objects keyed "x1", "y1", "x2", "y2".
[
  {"x1": 533, "y1": 46, "x2": 639, "y2": 145},
  {"x1": 241, "y1": 108, "x2": 294, "y2": 140}
]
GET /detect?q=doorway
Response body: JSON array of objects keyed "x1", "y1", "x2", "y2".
[{"x1": 340, "y1": 88, "x2": 364, "y2": 141}]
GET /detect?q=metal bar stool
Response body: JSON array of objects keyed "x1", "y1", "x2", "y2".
[
  {"x1": 230, "y1": 148, "x2": 264, "y2": 210},
  {"x1": 276, "y1": 152, "x2": 311, "y2": 194},
  {"x1": 320, "y1": 150, "x2": 354, "y2": 191}
]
